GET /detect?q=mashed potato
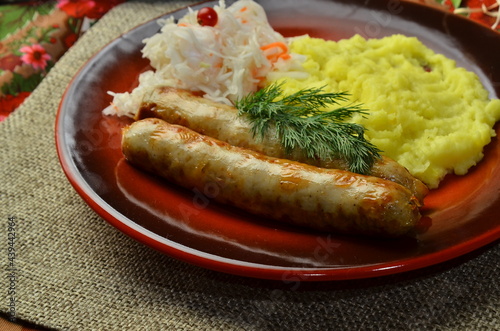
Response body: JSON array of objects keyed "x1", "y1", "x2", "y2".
[{"x1": 272, "y1": 34, "x2": 500, "y2": 188}]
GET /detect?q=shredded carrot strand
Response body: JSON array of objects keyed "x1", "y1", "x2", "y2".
[
  {"x1": 260, "y1": 42, "x2": 290, "y2": 63},
  {"x1": 178, "y1": 23, "x2": 188, "y2": 27},
  {"x1": 279, "y1": 53, "x2": 291, "y2": 60},
  {"x1": 260, "y1": 42, "x2": 288, "y2": 53},
  {"x1": 240, "y1": 6, "x2": 247, "y2": 12}
]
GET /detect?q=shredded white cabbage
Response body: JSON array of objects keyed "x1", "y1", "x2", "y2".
[{"x1": 103, "y1": 0, "x2": 307, "y2": 118}]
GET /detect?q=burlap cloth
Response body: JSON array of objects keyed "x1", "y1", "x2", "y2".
[{"x1": 1, "y1": 1, "x2": 499, "y2": 330}]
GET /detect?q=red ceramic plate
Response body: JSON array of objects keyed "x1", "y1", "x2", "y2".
[{"x1": 56, "y1": 0, "x2": 500, "y2": 281}]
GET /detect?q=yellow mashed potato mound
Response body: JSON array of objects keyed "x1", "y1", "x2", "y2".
[{"x1": 273, "y1": 34, "x2": 500, "y2": 189}]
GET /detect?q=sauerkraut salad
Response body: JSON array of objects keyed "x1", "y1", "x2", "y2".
[{"x1": 103, "y1": 0, "x2": 306, "y2": 118}]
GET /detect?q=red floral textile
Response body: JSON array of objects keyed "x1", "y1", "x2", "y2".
[
  {"x1": 57, "y1": 0, "x2": 125, "y2": 19},
  {"x1": 412, "y1": 0, "x2": 499, "y2": 29},
  {"x1": 19, "y1": 44, "x2": 52, "y2": 70},
  {"x1": 0, "y1": 0, "x2": 125, "y2": 121},
  {"x1": 463, "y1": 0, "x2": 499, "y2": 28}
]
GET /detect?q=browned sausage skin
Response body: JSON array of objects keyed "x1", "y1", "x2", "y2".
[
  {"x1": 122, "y1": 118, "x2": 422, "y2": 237},
  {"x1": 136, "y1": 86, "x2": 429, "y2": 203}
]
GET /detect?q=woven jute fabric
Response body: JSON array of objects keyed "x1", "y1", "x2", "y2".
[{"x1": 0, "y1": 1, "x2": 499, "y2": 330}]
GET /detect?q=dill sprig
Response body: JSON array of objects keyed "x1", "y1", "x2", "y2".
[{"x1": 235, "y1": 82, "x2": 382, "y2": 174}]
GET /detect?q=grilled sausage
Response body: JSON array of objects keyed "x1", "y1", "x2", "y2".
[
  {"x1": 122, "y1": 118, "x2": 422, "y2": 237},
  {"x1": 136, "y1": 86, "x2": 429, "y2": 202}
]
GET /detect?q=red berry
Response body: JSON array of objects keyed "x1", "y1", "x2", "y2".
[{"x1": 197, "y1": 7, "x2": 218, "y2": 27}]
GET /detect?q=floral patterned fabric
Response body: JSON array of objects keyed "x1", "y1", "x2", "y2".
[
  {"x1": 418, "y1": 0, "x2": 500, "y2": 29},
  {"x1": 0, "y1": 0, "x2": 125, "y2": 121}
]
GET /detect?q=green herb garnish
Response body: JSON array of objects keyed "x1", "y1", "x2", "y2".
[{"x1": 235, "y1": 82, "x2": 381, "y2": 174}]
